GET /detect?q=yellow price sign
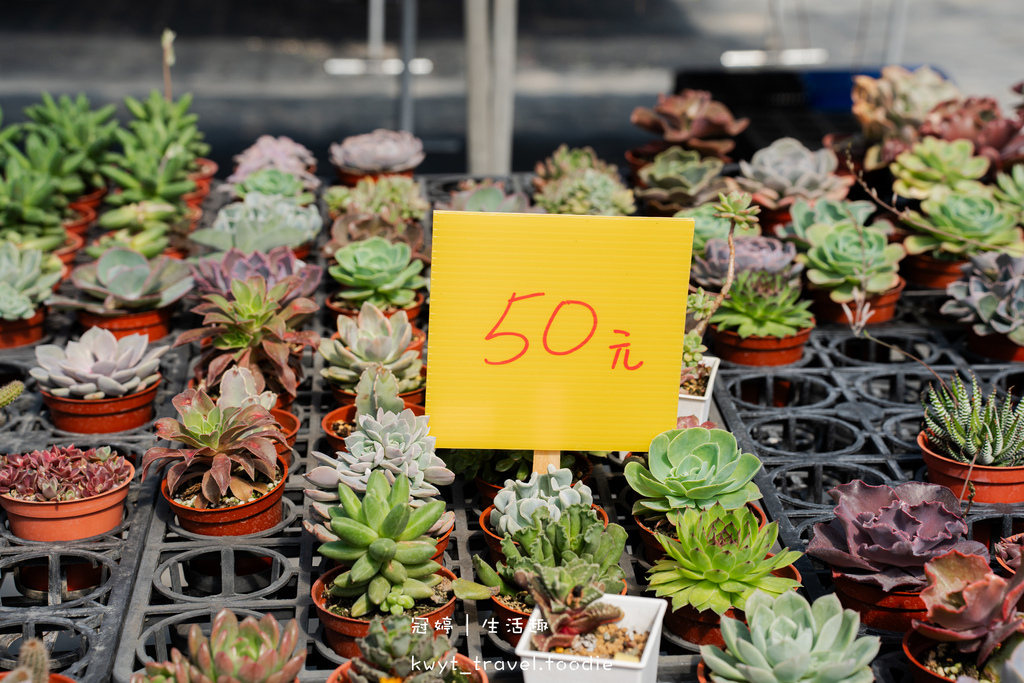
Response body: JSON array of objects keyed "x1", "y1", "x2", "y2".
[{"x1": 425, "y1": 211, "x2": 695, "y2": 452}]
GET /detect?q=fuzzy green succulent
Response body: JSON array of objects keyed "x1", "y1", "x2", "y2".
[
  {"x1": 534, "y1": 167, "x2": 636, "y2": 216},
  {"x1": 348, "y1": 614, "x2": 461, "y2": 683},
  {"x1": 942, "y1": 252, "x2": 1024, "y2": 344},
  {"x1": 235, "y1": 168, "x2": 313, "y2": 205},
  {"x1": 676, "y1": 203, "x2": 761, "y2": 253},
  {"x1": 490, "y1": 466, "x2": 594, "y2": 536},
  {"x1": 905, "y1": 191, "x2": 1024, "y2": 259},
  {"x1": 625, "y1": 427, "x2": 762, "y2": 517},
  {"x1": 0, "y1": 243, "x2": 61, "y2": 320},
  {"x1": 924, "y1": 373, "x2": 1024, "y2": 467},
  {"x1": 319, "y1": 302, "x2": 423, "y2": 393},
  {"x1": 799, "y1": 221, "x2": 905, "y2": 302},
  {"x1": 328, "y1": 237, "x2": 427, "y2": 311},
  {"x1": 635, "y1": 146, "x2": 736, "y2": 212},
  {"x1": 775, "y1": 199, "x2": 882, "y2": 252},
  {"x1": 701, "y1": 591, "x2": 879, "y2": 683},
  {"x1": 532, "y1": 144, "x2": 619, "y2": 190},
  {"x1": 995, "y1": 164, "x2": 1024, "y2": 220},
  {"x1": 326, "y1": 175, "x2": 428, "y2": 223},
  {"x1": 193, "y1": 192, "x2": 322, "y2": 254},
  {"x1": 0, "y1": 162, "x2": 70, "y2": 253},
  {"x1": 710, "y1": 271, "x2": 815, "y2": 339},
  {"x1": 736, "y1": 138, "x2": 853, "y2": 211},
  {"x1": 2, "y1": 128, "x2": 86, "y2": 200},
  {"x1": 648, "y1": 504, "x2": 802, "y2": 615},
  {"x1": 891, "y1": 138, "x2": 990, "y2": 201}
]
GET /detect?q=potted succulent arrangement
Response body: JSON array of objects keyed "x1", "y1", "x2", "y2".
[
  {"x1": 918, "y1": 373, "x2": 1024, "y2": 504},
  {"x1": 890, "y1": 138, "x2": 990, "y2": 202},
  {"x1": 329, "y1": 129, "x2": 425, "y2": 186},
  {"x1": 709, "y1": 271, "x2": 816, "y2": 366},
  {"x1": 512, "y1": 560, "x2": 667, "y2": 683},
  {"x1": 324, "y1": 175, "x2": 429, "y2": 255},
  {"x1": 90, "y1": 201, "x2": 177, "y2": 259},
  {"x1": 327, "y1": 237, "x2": 427, "y2": 322},
  {"x1": 227, "y1": 134, "x2": 320, "y2": 190},
  {"x1": 327, "y1": 614, "x2": 487, "y2": 683},
  {"x1": 634, "y1": 147, "x2": 737, "y2": 216},
  {"x1": 647, "y1": 504, "x2": 801, "y2": 646},
  {"x1": 676, "y1": 203, "x2": 761, "y2": 255},
  {"x1": 942, "y1": 252, "x2": 1024, "y2": 361},
  {"x1": 140, "y1": 372, "x2": 290, "y2": 536},
  {"x1": 625, "y1": 425, "x2": 764, "y2": 564},
  {"x1": 806, "y1": 480, "x2": 988, "y2": 632},
  {"x1": 435, "y1": 178, "x2": 543, "y2": 214},
  {"x1": 234, "y1": 167, "x2": 314, "y2": 205},
  {"x1": 47, "y1": 247, "x2": 193, "y2": 341},
  {"x1": 189, "y1": 246, "x2": 323, "y2": 308},
  {"x1": 698, "y1": 591, "x2": 880, "y2": 683},
  {"x1": 192, "y1": 192, "x2": 323, "y2": 259},
  {"x1": 441, "y1": 448, "x2": 589, "y2": 508},
  {"x1": 903, "y1": 551, "x2": 1024, "y2": 683},
  {"x1": 532, "y1": 156, "x2": 636, "y2": 217},
  {"x1": 532, "y1": 145, "x2": 618, "y2": 191},
  {"x1": 0, "y1": 163, "x2": 80, "y2": 265},
  {"x1": 0, "y1": 244, "x2": 61, "y2": 348},
  {"x1": 129, "y1": 609, "x2": 306, "y2": 683},
  {"x1": 319, "y1": 365, "x2": 424, "y2": 451},
  {"x1": 691, "y1": 236, "x2": 802, "y2": 293},
  {"x1": 30, "y1": 327, "x2": 167, "y2": 433},
  {"x1": 454, "y1": 505, "x2": 627, "y2": 646},
  {"x1": 774, "y1": 198, "x2": 888, "y2": 248},
  {"x1": 919, "y1": 95, "x2": 1024, "y2": 173}
]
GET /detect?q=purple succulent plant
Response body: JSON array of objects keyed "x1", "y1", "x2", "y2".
[
  {"x1": 0, "y1": 445, "x2": 132, "y2": 502},
  {"x1": 190, "y1": 247, "x2": 322, "y2": 307},
  {"x1": 996, "y1": 535, "x2": 1024, "y2": 571},
  {"x1": 691, "y1": 235, "x2": 803, "y2": 291},
  {"x1": 228, "y1": 135, "x2": 320, "y2": 189},
  {"x1": 807, "y1": 480, "x2": 988, "y2": 591}
]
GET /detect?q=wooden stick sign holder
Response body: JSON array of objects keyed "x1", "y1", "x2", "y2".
[{"x1": 533, "y1": 450, "x2": 561, "y2": 474}]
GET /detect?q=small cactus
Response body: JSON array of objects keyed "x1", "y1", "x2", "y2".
[
  {"x1": 9, "y1": 638, "x2": 50, "y2": 683},
  {"x1": 0, "y1": 381, "x2": 24, "y2": 410}
]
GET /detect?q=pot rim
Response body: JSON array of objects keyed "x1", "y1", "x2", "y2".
[
  {"x1": 902, "y1": 630, "x2": 955, "y2": 683},
  {"x1": 0, "y1": 461, "x2": 135, "y2": 509},
  {"x1": 311, "y1": 563, "x2": 457, "y2": 625},
  {"x1": 918, "y1": 430, "x2": 1024, "y2": 472},
  {"x1": 40, "y1": 376, "x2": 161, "y2": 406},
  {"x1": 711, "y1": 323, "x2": 816, "y2": 343},
  {"x1": 161, "y1": 455, "x2": 288, "y2": 515}
]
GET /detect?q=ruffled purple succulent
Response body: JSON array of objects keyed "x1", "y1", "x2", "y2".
[
  {"x1": 190, "y1": 247, "x2": 322, "y2": 307},
  {"x1": 807, "y1": 480, "x2": 988, "y2": 591}
]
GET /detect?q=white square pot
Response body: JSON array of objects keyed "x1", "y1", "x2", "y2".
[
  {"x1": 513, "y1": 593, "x2": 666, "y2": 683},
  {"x1": 677, "y1": 356, "x2": 720, "y2": 423}
]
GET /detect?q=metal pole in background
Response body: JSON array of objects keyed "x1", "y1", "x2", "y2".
[
  {"x1": 883, "y1": 0, "x2": 910, "y2": 65},
  {"x1": 399, "y1": 0, "x2": 417, "y2": 131},
  {"x1": 465, "y1": 0, "x2": 493, "y2": 174},
  {"x1": 491, "y1": 0, "x2": 517, "y2": 174},
  {"x1": 368, "y1": 0, "x2": 385, "y2": 60}
]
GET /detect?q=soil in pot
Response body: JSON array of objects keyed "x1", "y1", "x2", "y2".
[
  {"x1": 919, "y1": 431, "x2": 1024, "y2": 505},
  {"x1": 0, "y1": 309, "x2": 46, "y2": 349},
  {"x1": 967, "y1": 329, "x2": 1024, "y2": 363},
  {"x1": 492, "y1": 579, "x2": 628, "y2": 647},
  {"x1": 831, "y1": 570, "x2": 925, "y2": 632},
  {"x1": 809, "y1": 278, "x2": 905, "y2": 326},
  {"x1": 635, "y1": 503, "x2": 767, "y2": 564},
  {"x1": 77, "y1": 306, "x2": 173, "y2": 342},
  {"x1": 903, "y1": 631, "x2": 994, "y2": 683},
  {"x1": 42, "y1": 379, "x2": 160, "y2": 434},
  {"x1": 902, "y1": 253, "x2": 968, "y2": 290},
  {"x1": 712, "y1": 325, "x2": 814, "y2": 366}
]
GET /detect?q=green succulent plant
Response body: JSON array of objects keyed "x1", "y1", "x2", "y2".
[
  {"x1": 122, "y1": 90, "x2": 210, "y2": 162},
  {"x1": 193, "y1": 192, "x2": 322, "y2": 254},
  {"x1": 48, "y1": 247, "x2": 192, "y2": 315},
  {"x1": 649, "y1": 504, "x2": 802, "y2": 615},
  {"x1": 736, "y1": 138, "x2": 853, "y2": 210},
  {"x1": 101, "y1": 137, "x2": 195, "y2": 208},
  {"x1": 315, "y1": 471, "x2": 448, "y2": 618},
  {"x1": 532, "y1": 144, "x2": 619, "y2": 190},
  {"x1": 435, "y1": 179, "x2": 542, "y2": 213},
  {"x1": 319, "y1": 302, "x2": 423, "y2": 393},
  {"x1": 942, "y1": 252, "x2": 1024, "y2": 345},
  {"x1": 710, "y1": 270, "x2": 815, "y2": 339},
  {"x1": 327, "y1": 175, "x2": 428, "y2": 223},
  {"x1": 0, "y1": 161, "x2": 69, "y2": 253},
  {"x1": 98, "y1": 200, "x2": 179, "y2": 233},
  {"x1": 635, "y1": 146, "x2": 736, "y2": 212},
  {"x1": 994, "y1": 164, "x2": 1024, "y2": 219},
  {"x1": 626, "y1": 427, "x2": 762, "y2": 517},
  {"x1": 775, "y1": 198, "x2": 881, "y2": 252},
  {"x1": 235, "y1": 168, "x2": 313, "y2": 204},
  {"x1": 1, "y1": 128, "x2": 86, "y2": 199},
  {"x1": 533, "y1": 167, "x2": 636, "y2": 216},
  {"x1": 799, "y1": 221, "x2": 905, "y2": 303},
  {"x1": 490, "y1": 466, "x2": 594, "y2": 536},
  {"x1": 675, "y1": 203, "x2": 761, "y2": 254},
  {"x1": 890, "y1": 137, "x2": 990, "y2": 201},
  {"x1": 353, "y1": 364, "x2": 407, "y2": 419},
  {"x1": 905, "y1": 191, "x2": 1024, "y2": 259},
  {"x1": 924, "y1": 373, "x2": 1024, "y2": 467},
  {"x1": 88, "y1": 221, "x2": 171, "y2": 259},
  {"x1": 700, "y1": 591, "x2": 879, "y2": 683},
  {"x1": 329, "y1": 237, "x2": 427, "y2": 312},
  {"x1": 0, "y1": 243, "x2": 61, "y2": 320},
  {"x1": 348, "y1": 614, "x2": 463, "y2": 683}
]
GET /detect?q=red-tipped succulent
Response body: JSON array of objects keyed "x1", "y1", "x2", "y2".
[
  {"x1": 630, "y1": 90, "x2": 750, "y2": 160},
  {"x1": 807, "y1": 481, "x2": 988, "y2": 591},
  {"x1": 913, "y1": 550, "x2": 1024, "y2": 665},
  {"x1": 190, "y1": 247, "x2": 322, "y2": 308},
  {"x1": 920, "y1": 96, "x2": 1024, "y2": 171},
  {"x1": 0, "y1": 445, "x2": 132, "y2": 502}
]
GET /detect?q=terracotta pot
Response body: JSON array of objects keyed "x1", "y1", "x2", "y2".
[
  {"x1": 635, "y1": 503, "x2": 768, "y2": 564},
  {"x1": 54, "y1": 232, "x2": 85, "y2": 267},
  {"x1": 335, "y1": 168, "x2": 414, "y2": 187},
  {"x1": 312, "y1": 565, "x2": 457, "y2": 658},
  {"x1": 189, "y1": 158, "x2": 219, "y2": 185},
  {"x1": 327, "y1": 653, "x2": 487, "y2": 683},
  {"x1": 808, "y1": 278, "x2": 905, "y2": 326},
  {"x1": 919, "y1": 431, "x2": 1024, "y2": 504},
  {"x1": 0, "y1": 463, "x2": 133, "y2": 542},
  {"x1": 754, "y1": 206, "x2": 792, "y2": 233},
  {"x1": 697, "y1": 660, "x2": 710, "y2": 683},
  {"x1": 42, "y1": 379, "x2": 160, "y2": 434},
  {"x1": 967, "y1": 328, "x2": 1024, "y2": 362},
  {"x1": 492, "y1": 579, "x2": 627, "y2": 647},
  {"x1": 16, "y1": 558, "x2": 106, "y2": 598},
  {"x1": 182, "y1": 185, "x2": 210, "y2": 210},
  {"x1": 161, "y1": 456, "x2": 288, "y2": 536},
  {"x1": 0, "y1": 308, "x2": 46, "y2": 348},
  {"x1": 78, "y1": 306, "x2": 173, "y2": 342},
  {"x1": 187, "y1": 206, "x2": 203, "y2": 232},
  {"x1": 712, "y1": 325, "x2": 814, "y2": 366},
  {"x1": 0, "y1": 672, "x2": 77, "y2": 683},
  {"x1": 903, "y1": 631, "x2": 954, "y2": 683},
  {"x1": 63, "y1": 206, "x2": 97, "y2": 237},
  {"x1": 291, "y1": 242, "x2": 311, "y2": 260},
  {"x1": 326, "y1": 291, "x2": 425, "y2": 326},
  {"x1": 902, "y1": 253, "x2": 967, "y2": 290},
  {"x1": 329, "y1": 325, "x2": 426, "y2": 358},
  {"x1": 831, "y1": 569, "x2": 925, "y2": 631},
  {"x1": 69, "y1": 185, "x2": 108, "y2": 212},
  {"x1": 270, "y1": 408, "x2": 298, "y2": 469},
  {"x1": 474, "y1": 454, "x2": 594, "y2": 509},
  {"x1": 663, "y1": 557, "x2": 801, "y2": 646},
  {"x1": 163, "y1": 246, "x2": 189, "y2": 260},
  {"x1": 481, "y1": 504, "x2": 609, "y2": 565},
  {"x1": 321, "y1": 402, "x2": 425, "y2": 452},
  {"x1": 331, "y1": 365, "x2": 427, "y2": 407}
]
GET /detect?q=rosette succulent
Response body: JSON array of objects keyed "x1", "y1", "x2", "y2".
[
  {"x1": 913, "y1": 550, "x2": 1024, "y2": 666},
  {"x1": 675, "y1": 203, "x2": 761, "y2": 254},
  {"x1": 307, "y1": 408, "x2": 453, "y2": 501},
  {"x1": 228, "y1": 134, "x2": 320, "y2": 189},
  {"x1": 923, "y1": 373, "x2": 1024, "y2": 467},
  {"x1": 630, "y1": 90, "x2": 750, "y2": 160},
  {"x1": 0, "y1": 445, "x2": 132, "y2": 502},
  {"x1": 997, "y1": 535, "x2": 1024, "y2": 572},
  {"x1": 626, "y1": 427, "x2": 762, "y2": 517},
  {"x1": 905, "y1": 191, "x2": 1023, "y2": 258},
  {"x1": 193, "y1": 192, "x2": 322, "y2": 254},
  {"x1": 235, "y1": 168, "x2": 314, "y2": 205},
  {"x1": 799, "y1": 221, "x2": 905, "y2": 302},
  {"x1": 0, "y1": 243, "x2": 61, "y2": 320},
  {"x1": 330, "y1": 129, "x2": 425, "y2": 174},
  {"x1": 891, "y1": 137, "x2": 990, "y2": 201},
  {"x1": 920, "y1": 96, "x2": 1024, "y2": 172},
  {"x1": 692, "y1": 236, "x2": 802, "y2": 291},
  {"x1": 318, "y1": 302, "x2": 423, "y2": 393},
  {"x1": 806, "y1": 480, "x2": 988, "y2": 591},
  {"x1": 649, "y1": 504, "x2": 802, "y2": 615},
  {"x1": 635, "y1": 146, "x2": 737, "y2": 212},
  {"x1": 942, "y1": 252, "x2": 1024, "y2": 345},
  {"x1": 324, "y1": 175, "x2": 429, "y2": 249},
  {"x1": 434, "y1": 178, "x2": 541, "y2": 213},
  {"x1": 48, "y1": 247, "x2": 192, "y2": 315},
  {"x1": 736, "y1": 138, "x2": 853, "y2": 211},
  {"x1": 995, "y1": 164, "x2": 1024, "y2": 219},
  {"x1": 129, "y1": 609, "x2": 306, "y2": 683},
  {"x1": 532, "y1": 144, "x2": 618, "y2": 191},
  {"x1": 328, "y1": 237, "x2": 427, "y2": 311},
  {"x1": 30, "y1": 327, "x2": 167, "y2": 399},
  {"x1": 710, "y1": 271, "x2": 815, "y2": 339},
  {"x1": 700, "y1": 591, "x2": 880, "y2": 683},
  {"x1": 775, "y1": 198, "x2": 881, "y2": 252},
  {"x1": 190, "y1": 246, "x2": 322, "y2": 308},
  {"x1": 490, "y1": 466, "x2": 594, "y2": 536},
  {"x1": 347, "y1": 615, "x2": 460, "y2": 683},
  {"x1": 533, "y1": 167, "x2": 636, "y2": 216}
]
